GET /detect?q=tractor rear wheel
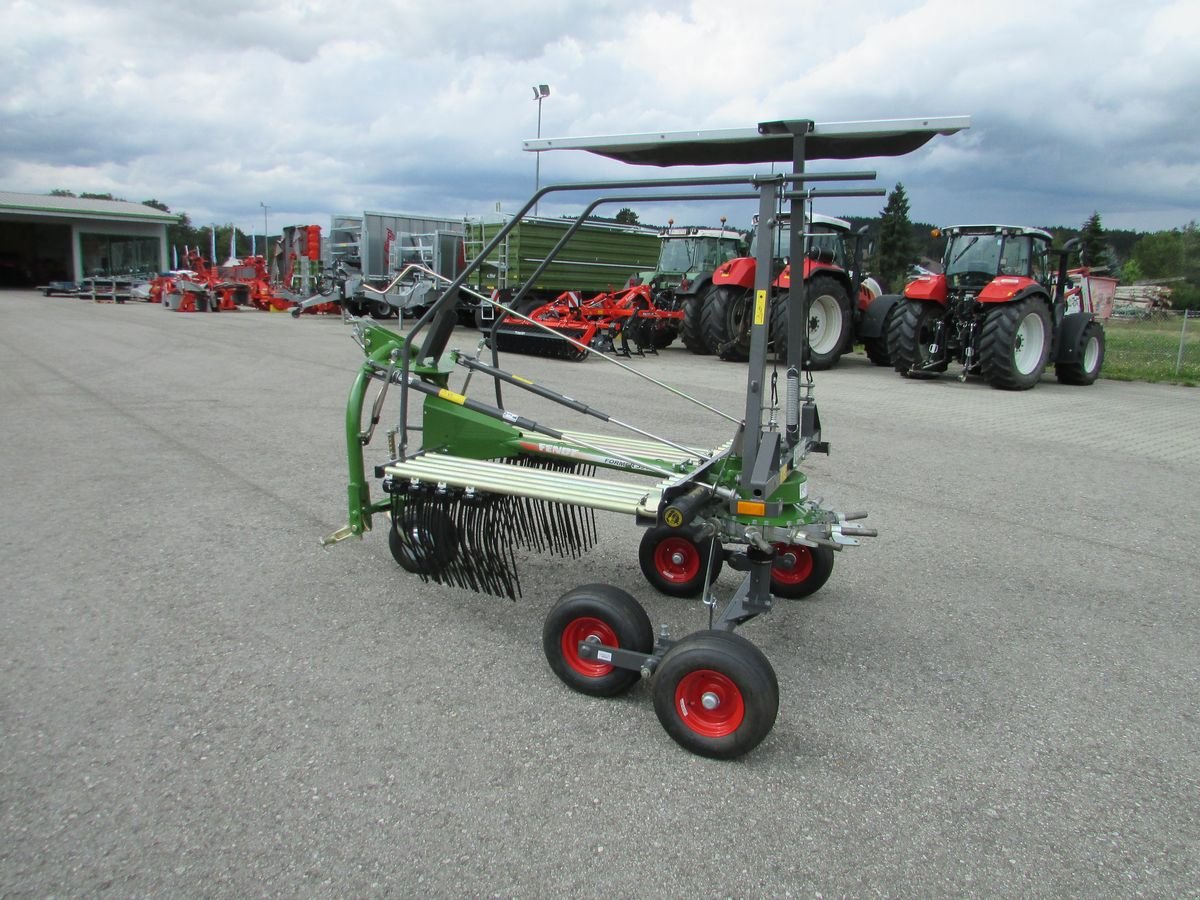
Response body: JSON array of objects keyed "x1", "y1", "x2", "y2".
[
  {"x1": 638, "y1": 526, "x2": 723, "y2": 598},
  {"x1": 543, "y1": 584, "x2": 653, "y2": 697},
  {"x1": 770, "y1": 543, "x2": 835, "y2": 599},
  {"x1": 772, "y1": 275, "x2": 852, "y2": 369},
  {"x1": 652, "y1": 631, "x2": 779, "y2": 759},
  {"x1": 680, "y1": 286, "x2": 714, "y2": 354},
  {"x1": 701, "y1": 286, "x2": 752, "y2": 361},
  {"x1": 1055, "y1": 321, "x2": 1106, "y2": 385},
  {"x1": 889, "y1": 299, "x2": 948, "y2": 378},
  {"x1": 979, "y1": 298, "x2": 1051, "y2": 390}
]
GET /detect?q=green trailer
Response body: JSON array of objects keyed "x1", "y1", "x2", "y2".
[{"x1": 464, "y1": 216, "x2": 660, "y2": 326}]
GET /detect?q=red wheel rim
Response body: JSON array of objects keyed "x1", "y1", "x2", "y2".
[
  {"x1": 653, "y1": 536, "x2": 702, "y2": 585},
  {"x1": 561, "y1": 616, "x2": 618, "y2": 678},
  {"x1": 771, "y1": 542, "x2": 814, "y2": 586},
  {"x1": 674, "y1": 669, "x2": 745, "y2": 737}
]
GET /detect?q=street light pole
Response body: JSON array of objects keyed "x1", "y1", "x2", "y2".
[
  {"x1": 260, "y1": 202, "x2": 269, "y2": 260},
  {"x1": 532, "y1": 84, "x2": 550, "y2": 215}
]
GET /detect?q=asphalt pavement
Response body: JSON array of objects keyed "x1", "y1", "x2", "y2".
[{"x1": 1, "y1": 290, "x2": 1197, "y2": 897}]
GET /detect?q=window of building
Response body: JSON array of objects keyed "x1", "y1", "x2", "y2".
[{"x1": 80, "y1": 233, "x2": 161, "y2": 277}]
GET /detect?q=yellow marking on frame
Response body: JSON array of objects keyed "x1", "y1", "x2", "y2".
[
  {"x1": 437, "y1": 388, "x2": 467, "y2": 405},
  {"x1": 513, "y1": 375, "x2": 534, "y2": 385},
  {"x1": 753, "y1": 290, "x2": 768, "y2": 326}
]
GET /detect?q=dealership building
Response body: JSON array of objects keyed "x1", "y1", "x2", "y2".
[{"x1": 0, "y1": 191, "x2": 178, "y2": 287}]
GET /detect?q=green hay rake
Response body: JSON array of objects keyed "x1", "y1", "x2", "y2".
[{"x1": 322, "y1": 117, "x2": 970, "y2": 758}]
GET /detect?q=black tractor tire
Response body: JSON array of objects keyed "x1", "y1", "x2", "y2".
[
  {"x1": 680, "y1": 286, "x2": 715, "y2": 354},
  {"x1": 769, "y1": 543, "x2": 835, "y2": 600},
  {"x1": 701, "y1": 285, "x2": 752, "y2": 361},
  {"x1": 652, "y1": 630, "x2": 779, "y2": 759},
  {"x1": 979, "y1": 298, "x2": 1052, "y2": 390},
  {"x1": 1055, "y1": 321, "x2": 1106, "y2": 385},
  {"x1": 772, "y1": 275, "x2": 852, "y2": 369},
  {"x1": 638, "y1": 526, "x2": 723, "y2": 598},
  {"x1": 863, "y1": 303, "x2": 898, "y2": 367},
  {"x1": 888, "y1": 299, "x2": 948, "y2": 379},
  {"x1": 542, "y1": 584, "x2": 654, "y2": 697}
]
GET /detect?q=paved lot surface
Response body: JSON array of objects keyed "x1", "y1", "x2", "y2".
[{"x1": 2, "y1": 290, "x2": 1198, "y2": 896}]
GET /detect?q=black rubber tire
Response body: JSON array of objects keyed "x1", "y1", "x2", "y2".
[
  {"x1": 680, "y1": 286, "x2": 714, "y2": 354},
  {"x1": 638, "y1": 526, "x2": 723, "y2": 598},
  {"x1": 387, "y1": 506, "x2": 459, "y2": 575},
  {"x1": 542, "y1": 584, "x2": 654, "y2": 697},
  {"x1": 1055, "y1": 320, "x2": 1106, "y2": 385},
  {"x1": 650, "y1": 323, "x2": 679, "y2": 349},
  {"x1": 979, "y1": 298, "x2": 1052, "y2": 390},
  {"x1": 769, "y1": 543, "x2": 835, "y2": 600},
  {"x1": 888, "y1": 299, "x2": 948, "y2": 378},
  {"x1": 863, "y1": 303, "x2": 897, "y2": 367},
  {"x1": 772, "y1": 275, "x2": 852, "y2": 369},
  {"x1": 701, "y1": 285, "x2": 752, "y2": 361},
  {"x1": 652, "y1": 630, "x2": 779, "y2": 759}
]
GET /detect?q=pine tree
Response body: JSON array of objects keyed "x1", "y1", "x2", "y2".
[
  {"x1": 876, "y1": 183, "x2": 916, "y2": 290},
  {"x1": 1080, "y1": 211, "x2": 1107, "y2": 268}
]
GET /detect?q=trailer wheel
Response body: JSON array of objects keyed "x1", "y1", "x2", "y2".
[
  {"x1": 889, "y1": 299, "x2": 948, "y2": 378},
  {"x1": 680, "y1": 286, "x2": 714, "y2": 354},
  {"x1": 702, "y1": 286, "x2": 752, "y2": 361},
  {"x1": 1055, "y1": 321, "x2": 1105, "y2": 385},
  {"x1": 979, "y1": 298, "x2": 1051, "y2": 390},
  {"x1": 543, "y1": 584, "x2": 653, "y2": 697},
  {"x1": 369, "y1": 299, "x2": 394, "y2": 319},
  {"x1": 770, "y1": 543, "x2": 834, "y2": 600},
  {"x1": 652, "y1": 631, "x2": 778, "y2": 759},
  {"x1": 638, "y1": 527, "x2": 723, "y2": 598},
  {"x1": 388, "y1": 507, "x2": 459, "y2": 575}
]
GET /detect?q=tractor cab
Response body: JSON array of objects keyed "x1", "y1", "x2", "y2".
[
  {"x1": 637, "y1": 226, "x2": 746, "y2": 293},
  {"x1": 940, "y1": 225, "x2": 1055, "y2": 291}
]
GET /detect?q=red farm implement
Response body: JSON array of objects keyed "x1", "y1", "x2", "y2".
[{"x1": 491, "y1": 283, "x2": 682, "y2": 360}]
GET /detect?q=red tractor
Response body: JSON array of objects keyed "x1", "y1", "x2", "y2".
[
  {"x1": 887, "y1": 225, "x2": 1106, "y2": 389},
  {"x1": 695, "y1": 212, "x2": 886, "y2": 368}
]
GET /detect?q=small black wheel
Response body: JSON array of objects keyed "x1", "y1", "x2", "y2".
[
  {"x1": 370, "y1": 299, "x2": 394, "y2": 319},
  {"x1": 769, "y1": 542, "x2": 834, "y2": 599},
  {"x1": 387, "y1": 506, "x2": 459, "y2": 575},
  {"x1": 543, "y1": 584, "x2": 654, "y2": 697},
  {"x1": 638, "y1": 526, "x2": 722, "y2": 598},
  {"x1": 1055, "y1": 320, "x2": 1105, "y2": 385},
  {"x1": 652, "y1": 630, "x2": 779, "y2": 759}
]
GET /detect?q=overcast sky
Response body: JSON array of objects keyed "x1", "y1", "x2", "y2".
[{"x1": 2, "y1": 0, "x2": 1196, "y2": 238}]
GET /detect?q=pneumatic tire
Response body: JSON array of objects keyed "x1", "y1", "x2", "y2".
[
  {"x1": 979, "y1": 298, "x2": 1051, "y2": 390},
  {"x1": 680, "y1": 285, "x2": 715, "y2": 354},
  {"x1": 543, "y1": 584, "x2": 653, "y2": 697},
  {"x1": 1055, "y1": 321, "x2": 1105, "y2": 385},
  {"x1": 652, "y1": 631, "x2": 779, "y2": 759},
  {"x1": 701, "y1": 286, "x2": 752, "y2": 361},
  {"x1": 888, "y1": 299, "x2": 947, "y2": 378},
  {"x1": 638, "y1": 526, "x2": 723, "y2": 598},
  {"x1": 772, "y1": 275, "x2": 851, "y2": 369}
]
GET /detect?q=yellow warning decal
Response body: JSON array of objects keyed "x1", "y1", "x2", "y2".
[
  {"x1": 437, "y1": 388, "x2": 467, "y2": 405},
  {"x1": 664, "y1": 508, "x2": 684, "y2": 528},
  {"x1": 754, "y1": 289, "x2": 768, "y2": 326}
]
